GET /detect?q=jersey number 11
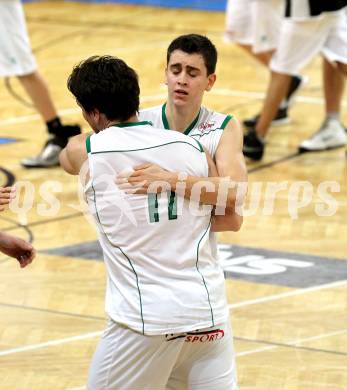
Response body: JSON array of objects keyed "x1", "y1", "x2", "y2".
[{"x1": 148, "y1": 191, "x2": 177, "y2": 223}]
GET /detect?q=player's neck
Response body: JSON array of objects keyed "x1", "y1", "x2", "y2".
[
  {"x1": 166, "y1": 101, "x2": 201, "y2": 133},
  {"x1": 120, "y1": 114, "x2": 139, "y2": 125},
  {"x1": 103, "y1": 114, "x2": 139, "y2": 129}
]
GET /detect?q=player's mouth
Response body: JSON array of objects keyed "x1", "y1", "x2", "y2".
[{"x1": 174, "y1": 89, "x2": 188, "y2": 96}]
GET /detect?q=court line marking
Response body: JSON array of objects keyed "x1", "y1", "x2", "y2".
[
  {"x1": 1, "y1": 280, "x2": 346, "y2": 357},
  {"x1": 0, "y1": 301, "x2": 105, "y2": 322},
  {"x1": 67, "y1": 387, "x2": 85, "y2": 390},
  {"x1": 1, "y1": 89, "x2": 346, "y2": 126},
  {"x1": 236, "y1": 335, "x2": 347, "y2": 357},
  {"x1": 1, "y1": 9, "x2": 344, "y2": 385},
  {"x1": 228, "y1": 279, "x2": 347, "y2": 310},
  {"x1": 0, "y1": 330, "x2": 102, "y2": 357},
  {"x1": 2, "y1": 316, "x2": 347, "y2": 359},
  {"x1": 1, "y1": 87, "x2": 347, "y2": 359},
  {"x1": 0, "y1": 94, "x2": 167, "y2": 126},
  {"x1": 237, "y1": 327, "x2": 347, "y2": 357},
  {"x1": 212, "y1": 88, "x2": 347, "y2": 107}
]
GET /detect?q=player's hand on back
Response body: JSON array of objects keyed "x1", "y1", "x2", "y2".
[{"x1": 116, "y1": 163, "x2": 174, "y2": 194}]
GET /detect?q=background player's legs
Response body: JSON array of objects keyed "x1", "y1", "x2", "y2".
[
  {"x1": 19, "y1": 70, "x2": 81, "y2": 168},
  {"x1": 299, "y1": 59, "x2": 346, "y2": 152},
  {"x1": 225, "y1": 0, "x2": 303, "y2": 128},
  {"x1": 337, "y1": 62, "x2": 347, "y2": 77},
  {"x1": 240, "y1": 44, "x2": 303, "y2": 128},
  {"x1": 324, "y1": 59, "x2": 345, "y2": 117},
  {"x1": 243, "y1": 12, "x2": 347, "y2": 160},
  {"x1": 236, "y1": 44, "x2": 273, "y2": 66},
  {"x1": 243, "y1": 71, "x2": 291, "y2": 160},
  {"x1": 18, "y1": 71, "x2": 57, "y2": 121},
  {"x1": 0, "y1": 1, "x2": 81, "y2": 168},
  {"x1": 255, "y1": 72, "x2": 292, "y2": 139}
]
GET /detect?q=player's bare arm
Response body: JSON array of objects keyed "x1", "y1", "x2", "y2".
[
  {"x1": 0, "y1": 232, "x2": 35, "y2": 268},
  {"x1": 59, "y1": 133, "x2": 89, "y2": 175},
  {"x1": 117, "y1": 151, "x2": 241, "y2": 208},
  {"x1": 201, "y1": 147, "x2": 245, "y2": 232},
  {"x1": 115, "y1": 151, "x2": 226, "y2": 202},
  {"x1": 116, "y1": 118, "x2": 247, "y2": 230},
  {"x1": 211, "y1": 118, "x2": 247, "y2": 231}
]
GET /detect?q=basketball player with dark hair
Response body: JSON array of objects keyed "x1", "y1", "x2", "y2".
[
  {"x1": 60, "y1": 55, "x2": 238, "y2": 390},
  {"x1": 123, "y1": 34, "x2": 248, "y2": 233}
]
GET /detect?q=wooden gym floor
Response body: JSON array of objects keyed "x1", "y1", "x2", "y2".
[{"x1": 0, "y1": 2, "x2": 346, "y2": 389}]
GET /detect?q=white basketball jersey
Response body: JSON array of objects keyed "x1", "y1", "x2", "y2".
[
  {"x1": 139, "y1": 103, "x2": 232, "y2": 158},
  {"x1": 85, "y1": 121, "x2": 228, "y2": 335},
  {"x1": 139, "y1": 104, "x2": 232, "y2": 263}
]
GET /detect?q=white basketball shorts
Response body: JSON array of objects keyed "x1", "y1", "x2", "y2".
[
  {"x1": 0, "y1": 1, "x2": 37, "y2": 77},
  {"x1": 271, "y1": 9, "x2": 347, "y2": 75},
  {"x1": 224, "y1": 0, "x2": 283, "y2": 54},
  {"x1": 87, "y1": 318, "x2": 238, "y2": 390}
]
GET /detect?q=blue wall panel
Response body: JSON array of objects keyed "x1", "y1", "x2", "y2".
[{"x1": 23, "y1": 0, "x2": 227, "y2": 12}]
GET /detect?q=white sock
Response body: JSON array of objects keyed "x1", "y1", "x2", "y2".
[{"x1": 326, "y1": 112, "x2": 340, "y2": 122}]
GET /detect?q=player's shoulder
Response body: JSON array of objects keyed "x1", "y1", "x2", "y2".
[
  {"x1": 191, "y1": 106, "x2": 233, "y2": 134},
  {"x1": 68, "y1": 132, "x2": 89, "y2": 152},
  {"x1": 148, "y1": 124, "x2": 204, "y2": 152},
  {"x1": 217, "y1": 116, "x2": 243, "y2": 149},
  {"x1": 223, "y1": 115, "x2": 241, "y2": 133}
]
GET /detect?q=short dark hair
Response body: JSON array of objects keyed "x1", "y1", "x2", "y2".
[
  {"x1": 167, "y1": 34, "x2": 217, "y2": 75},
  {"x1": 67, "y1": 55, "x2": 140, "y2": 122}
]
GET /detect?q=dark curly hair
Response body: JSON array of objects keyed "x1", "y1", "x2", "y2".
[{"x1": 67, "y1": 55, "x2": 140, "y2": 122}]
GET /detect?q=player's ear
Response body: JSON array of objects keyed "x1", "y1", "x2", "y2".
[
  {"x1": 89, "y1": 109, "x2": 103, "y2": 130},
  {"x1": 206, "y1": 73, "x2": 216, "y2": 92},
  {"x1": 91, "y1": 109, "x2": 100, "y2": 122}
]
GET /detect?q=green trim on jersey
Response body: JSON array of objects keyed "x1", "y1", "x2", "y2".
[
  {"x1": 116, "y1": 246, "x2": 145, "y2": 335},
  {"x1": 114, "y1": 121, "x2": 153, "y2": 128},
  {"x1": 190, "y1": 128, "x2": 223, "y2": 138},
  {"x1": 183, "y1": 110, "x2": 201, "y2": 135},
  {"x1": 91, "y1": 182, "x2": 101, "y2": 225},
  {"x1": 91, "y1": 182, "x2": 145, "y2": 334},
  {"x1": 162, "y1": 103, "x2": 201, "y2": 135},
  {"x1": 193, "y1": 139, "x2": 204, "y2": 153},
  {"x1": 90, "y1": 140, "x2": 204, "y2": 155},
  {"x1": 162, "y1": 104, "x2": 170, "y2": 130},
  {"x1": 86, "y1": 135, "x2": 91, "y2": 153},
  {"x1": 221, "y1": 114, "x2": 233, "y2": 129},
  {"x1": 196, "y1": 217, "x2": 214, "y2": 327}
]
